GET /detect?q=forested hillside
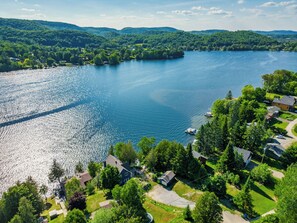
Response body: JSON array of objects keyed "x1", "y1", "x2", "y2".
[{"x1": 0, "y1": 17, "x2": 297, "y2": 72}]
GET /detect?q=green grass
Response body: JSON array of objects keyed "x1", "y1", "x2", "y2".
[
  {"x1": 279, "y1": 111, "x2": 297, "y2": 121},
  {"x1": 86, "y1": 190, "x2": 106, "y2": 213},
  {"x1": 41, "y1": 197, "x2": 61, "y2": 219},
  {"x1": 172, "y1": 180, "x2": 203, "y2": 202},
  {"x1": 144, "y1": 198, "x2": 188, "y2": 223},
  {"x1": 250, "y1": 182, "x2": 276, "y2": 215},
  {"x1": 273, "y1": 120, "x2": 288, "y2": 130},
  {"x1": 266, "y1": 93, "x2": 282, "y2": 101}
]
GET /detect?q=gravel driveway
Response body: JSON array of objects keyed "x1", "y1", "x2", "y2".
[
  {"x1": 147, "y1": 185, "x2": 249, "y2": 223},
  {"x1": 147, "y1": 185, "x2": 195, "y2": 209}
]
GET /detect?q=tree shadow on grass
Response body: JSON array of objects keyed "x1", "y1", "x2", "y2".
[{"x1": 252, "y1": 184, "x2": 274, "y2": 201}]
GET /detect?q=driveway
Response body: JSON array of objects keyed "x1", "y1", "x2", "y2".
[
  {"x1": 147, "y1": 185, "x2": 195, "y2": 209},
  {"x1": 147, "y1": 185, "x2": 248, "y2": 223},
  {"x1": 275, "y1": 118, "x2": 297, "y2": 148},
  {"x1": 223, "y1": 211, "x2": 248, "y2": 223}
]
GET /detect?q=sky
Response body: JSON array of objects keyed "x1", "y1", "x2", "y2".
[{"x1": 0, "y1": 0, "x2": 297, "y2": 31}]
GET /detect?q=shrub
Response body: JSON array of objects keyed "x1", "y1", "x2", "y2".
[{"x1": 251, "y1": 164, "x2": 272, "y2": 185}]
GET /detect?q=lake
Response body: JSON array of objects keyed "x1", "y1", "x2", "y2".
[{"x1": 0, "y1": 51, "x2": 297, "y2": 194}]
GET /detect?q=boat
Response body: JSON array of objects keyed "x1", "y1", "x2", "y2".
[
  {"x1": 205, "y1": 112, "x2": 213, "y2": 118},
  {"x1": 185, "y1": 128, "x2": 197, "y2": 135}
]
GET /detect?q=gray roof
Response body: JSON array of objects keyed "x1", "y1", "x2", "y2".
[
  {"x1": 265, "y1": 143, "x2": 285, "y2": 158},
  {"x1": 158, "y1": 171, "x2": 175, "y2": 184},
  {"x1": 273, "y1": 96, "x2": 295, "y2": 106},
  {"x1": 267, "y1": 106, "x2": 280, "y2": 114},
  {"x1": 192, "y1": 150, "x2": 208, "y2": 160},
  {"x1": 105, "y1": 155, "x2": 131, "y2": 174},
  {"x1": 234, "y1": 147, "x2": 252, "y2": 163}
]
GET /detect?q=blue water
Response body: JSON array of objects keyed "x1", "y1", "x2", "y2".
[{"x1": 0, "y1": 51, "x2": 296, "y2": 193}]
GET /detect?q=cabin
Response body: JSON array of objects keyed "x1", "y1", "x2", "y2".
[
  {"x1": 272, "y1": 96, "x2": 296, "y2": 111},
  {"x1": 266, "y1": 106, "x2": 281, "y2": 121},
  {"x1": 158, "y1": 171, "x2": 176, "y2": 187},
  {"x1": 264, "y1": 143, "x2": 285, "y2": 160},
  {"x1": 192, "y1": 150, "x2": 208, "y2": 165},
  {"x1": 103, "y1": 155, "x2": 133, "y2": 185},
  {"x1": 233, "y1": 147, "x2": 253, "y2": 166},
  {"x1": 77, "y1": 172, "x2": 92, "y2": 188}
]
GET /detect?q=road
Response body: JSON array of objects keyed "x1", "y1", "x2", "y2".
[{"x1": 147, "y1": 185, "x2": 248, "y2": 223}]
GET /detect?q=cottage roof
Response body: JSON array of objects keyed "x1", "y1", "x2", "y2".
[
  {"x1": 78, "y1": 172, "x2": 92, "y2": 187},
  {"x1": 273, "y1": 96, "x2": 295, "y2": 106},
  {"x1": 158, "y1": 171, "x2": 175, "y2": 184},
  {"x1": 105, "y1": 155, "x2": 131, "y2": 174},
  {"x1": 234, "y1": 147, "x2": 252, "y2": 164},
  {"x1": 265, "y1": 143, "x2": 285, "y2": 158},
  {"x1": 267, "y1": 106, "x2": 281, "y2": 114},
  {"x1": 192, "y1": 150, "x2": 208, "y2": 160}
]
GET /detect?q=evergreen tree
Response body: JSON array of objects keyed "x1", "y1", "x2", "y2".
[
  {"x1": 226, "y1": 90, "x2": 233, "y2": 100},
  {"x1": 192, "y1": 192, "x2": 223, "y2": 223},
  {"x1": 48, "y1": 159, "x2": 65, "y2": 184},
  {"x1": 18, "y1": 197, "x2": 36, "y2": 223},
  {"x1": 183, "y1": 205, "x2": 192, "y2": 221},
  {"x1": 75, "y1": 161, "x2": 84, "y2": 174},
  {"x1": 217, "y1": 144, "x2": 236, "y2": 173},
  {"x1": 233, "y1": 177, "x2": 254, "y2": 217}
]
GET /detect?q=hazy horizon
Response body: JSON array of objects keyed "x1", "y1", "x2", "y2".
[{"x1": 1, "y1": 0, "x2": 297, "y2": 31}]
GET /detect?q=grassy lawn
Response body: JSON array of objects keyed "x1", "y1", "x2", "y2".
[
  {"x1": 250, "y1": 182, "x2": 276, "y2": 215},
  {"x1": 144, "y1": 198, "x2": 188, "y2": 223},
  {"x1": 172, "y1": 180, "x2": 203, "y2": 202},
  {"x1": 279, "y1": 111, "x2": 297, "y2": 121},
  {"x1": 266, "y1": 93, "x2": 282, "y2": 101},
  {"x1": 272, "y1": 119, "x2": 288, "y2": 130},
  {"x1": 41, "y1": 197, "x2": 61, "y2": 219},
  {"x1": 86, "y1": 190, "x2": 106, "y2": 213}
]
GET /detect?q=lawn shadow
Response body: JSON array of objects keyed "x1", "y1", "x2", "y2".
[
  {"x1": 252, "y1": 184, "x2": 274, "y2": 201},
  {"x1": 44, "y1": 202, "x2": 52, "y2": 210}
]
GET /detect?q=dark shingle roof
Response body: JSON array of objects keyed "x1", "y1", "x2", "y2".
[
  {"x1": 273, "y1": 96, "x2": 295, "y2": 106},
  {"x1": 234, "y1": 147, "x2": 252, "y2": 164},
  {"x1": 265, "y1": 143, "x2": 285, "y2": 158},
  {"x1": 105, "y1": 155, "x2": 131, "y2": 174}
]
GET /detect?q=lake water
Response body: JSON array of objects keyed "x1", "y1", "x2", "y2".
[{"x1": 0, "y1": 51, "x2": 297, "y2": 194}]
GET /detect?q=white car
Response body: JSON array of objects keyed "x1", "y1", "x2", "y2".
[{"x1": 276, "y1": 134, "x2": 285, "y2": 139}]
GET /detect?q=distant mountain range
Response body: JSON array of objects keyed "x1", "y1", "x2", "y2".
[{"x1": 1, "y1": 17, "x2": 297, "y2": 38}]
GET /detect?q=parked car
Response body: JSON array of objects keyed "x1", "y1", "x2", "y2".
[{"x1": 276, "y1": 134, "x2": 285, "y2": 139}]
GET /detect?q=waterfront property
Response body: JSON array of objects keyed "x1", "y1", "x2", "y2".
[
  {"x1": 272, "y1": 95, "x2": 296, "y2": 111},
  {"x1": 103, "y1": 155, "x2": 133, "y2": 185},
  {"x1": 77, "y1": 172, "x2": 92, "y2": 188},
  {"x1": 234, "y1": 147, "x2": 253, "y2": 166},
  {"x1": 158, "y1": 171, "x2": 176, "y2": 187},
  {"x1": 192, "y1": 150, "x2": 208, "y2": 165}
]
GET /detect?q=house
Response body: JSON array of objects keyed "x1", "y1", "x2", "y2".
[
  {"x1": 272, "y1": 96, "x2": 296, "y2": 111},
  {"x1": 77, "y1": 172, "x2": 92, "y2": 188},
  {"x1": 264, "y1": 143, "x2": 285, "y2": 159},
  {"x1": 266, "y1": 106, "x2": 281, "y2": 121},
  {"x1": 103, "y1": 155, "x2": 133, "y2": 185},
  {"x1": 158, "y1": 171, "x2": 176, "y2": 186},
  {"x1": 192, "y1": 150, "x2": 208, "y2": 165},
  {"x1": 233, "y1": 147, "x2": 253, "y2": 166}
]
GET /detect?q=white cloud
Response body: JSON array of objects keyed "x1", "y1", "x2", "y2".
[
  {"x1": 260, "y1": 1, "x2": 295, "y2": 7},
  {"x1": 207, "y1": 7, "x2": 233, "y2": 17},
  {"x1": 240, "y1": 8, "x2": 264, "y2": 16},
  {"x1": 172, "y1": 10, "x2": 196, "y2": 15},
  {"x1": 238, "y1": 0, "x2": 245, "y2": 4},
  {"x1": 191, "y1": 6, "x2": 208, "y2": 11},
  {"x1": 21, "y1": 8, "x2": 36, "y2": 12}
]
